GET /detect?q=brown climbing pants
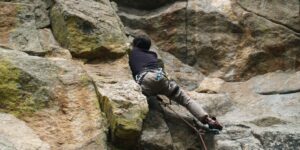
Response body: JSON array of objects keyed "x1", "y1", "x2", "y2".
[{"x1": 139, "y1": 69, "x2": 208, "y2": 121}]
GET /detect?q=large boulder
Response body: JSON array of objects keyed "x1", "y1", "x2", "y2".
[
  {"x1": 117, "y1": 0, "x2": 300, "y2": 81},
  {"x1": 96, "y1": 80, "x2": 148, "y2": 149},
  {"x1": 50, "y1": 0, "x2": 128, "y2": 60},
  {"x1": 0, "y1": 113, "x2": 50, "y2": 150},
  {"x1": 0, "y1": 48, "x2": 107, "y2": 149},
  {"x1": 84, "y1": 55, "x2": 149, "y2": 149}
]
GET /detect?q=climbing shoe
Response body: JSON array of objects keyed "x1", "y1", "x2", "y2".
[{"x1": 201, "y1": 116, "x2": 223, "y2": 131}]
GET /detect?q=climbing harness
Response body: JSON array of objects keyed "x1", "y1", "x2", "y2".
[
  {"x1": 135, "y1": 68, "x2": 166, "y2": 84},
  {"x1": 157, "y1": 95, "x2": 220, "y2": 150}
]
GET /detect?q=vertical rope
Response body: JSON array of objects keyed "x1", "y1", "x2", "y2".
[{"x1": 185, "y1": 0, "x2": 189, "y2": 63}]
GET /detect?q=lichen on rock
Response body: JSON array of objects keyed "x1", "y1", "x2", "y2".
[
  {"x1": 50, "y1": 0, "x2": 128, "y2": 60},
  {"x1": 95, "y1": 80, "x2": 148, "y2": 149},
  {"x1": 0, "y1": 59, "x2": 46, "y2": 117}
]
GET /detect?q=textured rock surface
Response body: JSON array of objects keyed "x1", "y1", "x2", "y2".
[
  {"x1": 125, "y1": 70, "x2": 299, "y2": 150},
  {"x1": 50, "y1": 0, "x2": 128, "y2": 60},
  {"x1": 97, "y1": 80, "x2": 148, "y2": 149},
  {"x1": 117, "y1": 0, "x2": 300, "y2": 81},
  {"x1": 237, "y1": 0, "x2": 300, "y2": 32},
  {"x1": 39, "y1": 28, "x2": 72, "y2": 59},
  {"x1": 0, "y1": 0, "x2": 52, "y2": 28},
  {"x1": 216, "y1": 71, "x2": 300, "y2": 150},
  {"x1": 84, "y1": 59, "x2": 148, "y2": 149},
  {"x1": 159, "y1": 50, "x2": 205, "y2": 91},
  {"x1": 196, "y1": 77, "x2": 225, "y2": 93},
  {"x1": 140, "y1": 99, "x2": 173, "y2": 150},
  {"x1": 1, "y1": 0, "x2": 300, "y2": 149},
  {"x1": 0, "y1": 2, "x2": 45, "y2": 55},
  {"x1": 0, "y1": 113, "x2": 50, "y2": 150},
  {"x1": 0, "y1": 48, "x2": 107, "y2": 149},
  {"x1": 113, "y1": 0, "x2": 177, "y2": 10}
]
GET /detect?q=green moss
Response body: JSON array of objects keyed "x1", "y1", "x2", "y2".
[
  {"x1": 0, "y1": 60, "x2": 46, "y2": 117},
  {"x1": 51, "y1": 5, "x2": 126, "y2": 59},
  {"x1": 98, "y1": 94, "x2": 147, "y2": 149},
  {"x1": 80, "y1": 74, "x2": 91, "y2": 86},
  {"x1": 50, "y1": 5, "x2": 70, "y2": 48},
  {"x1": 66, "y1": 16, "x2": 99, "y2": 54}
]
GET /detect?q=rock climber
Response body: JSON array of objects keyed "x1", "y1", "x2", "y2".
[{"x1": 128, "y1": 34, "x2": 223, "y2": 130}]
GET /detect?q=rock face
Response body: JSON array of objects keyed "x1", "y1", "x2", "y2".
[
  {"x1": 140, "y1": 98, "x2": 173, "y2": 150},
  {"x1": 215, "y1": 71, "x2": 300, "y2": 150},
  {"x1": 237, "y1": 0, "x2": 300, "y2": 32},
  {"x1": 96, "y1": 80, "x2": 148, "y2": 149},
  {"x1": 0, "y1": 1, "x2": 69, "y2": 57},
  {"x1": 0, "y1": 48, "x2": 107, "y2": 149},
  {"x1": 0, "y1": 113, "x2": 50, "y2": 150},
  {"x1": 0, "y1": 0, "x2": 300, "y2": 149},
  {"x1": 116, "y1": 0, "x2": 300, "y2": 81},
  {"x1": 0, "y1": 0, "x2": 52, "y2": 28},
  {"x1": 39, "y1": 28, "x2": 72, "y2": 59},
  {"x1": 137, "y1": 71, "x2": 300, "y2": 150},
  {"x1": 50, "y1": 0, "x2": 128, "y2": 60},
  {"x1": 0, "y1": 2, "x2": 43, "y2": 55},
  {"x1": 84, "y1": 59, "x2": 148, "y2": 149},
  {"x1": 113, "y1": 0, "x2": 177, "y2": 10}
]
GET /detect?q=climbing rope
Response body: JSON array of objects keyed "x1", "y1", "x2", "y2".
[
  {"x1": 157, "y1": 96, "x2": 208, "y2": 150},
  {"x1": 165, "y1": 104, "x2": 208, "y2": 150}
]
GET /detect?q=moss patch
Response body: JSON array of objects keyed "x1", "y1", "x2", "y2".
[
  {"x1": 98, "y1": 94, "x2": 146, "y2": 149},
  {"x1": 50, "y1": 4, "x2": 127, "y2": 60},
  {"x1": 0, "y1": 60, "x2": 47, "y2": 117}
]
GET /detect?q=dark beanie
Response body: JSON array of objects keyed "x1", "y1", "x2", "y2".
[{"x1": 133, "y1": 35, "x2": 151, "y2": 49}]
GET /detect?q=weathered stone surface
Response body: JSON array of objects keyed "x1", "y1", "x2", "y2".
[
  {"x1": 215, "y1": 71, "x2": 300, "y2": 150},
  {"x1": 0, "y1": 2, "x2": 46, "y2": 55},
  {"x1": 117, "y1": 0, "x2": 300, "y2": 81},
  {"x1": 215, "y1": 125, "x2": 263, "y2": 150},
  {"x1": 138, "y1": 71, "x2": 300, "y2": 150},
  {"x1": 0, "y1": 0, "x2": 52, "y2": 28},
  {"x1": 237, "y1": 0, "x2": 300, "y2": 32},
  {"x1": 95, "y1": 80, "x2": 148, "y2": 149},
  {"x1": 0, "y1": 48, "x2": 107, "y2": 149},
  {"x1": 39, "y1": 28, "x2": 72, "y2": 59},
  {"x1": 252, "y1": 126, "x2": 300, "y2": 150},
  {"x1": 113, "y1": 0, "x2": 177, "y2": 10},
  {"x1": 159, "y1": 50, "x2": 204, "y2": 91},
  {"x1": 50, "y1": 0, "x2": 128, "y2": 60},
  {"x1": 118, "y1": 2, "x2": 188, "y2": 62},
  {"x1": 140, "y1": 109, "x2": 173, "y2": 150},
  {"x1": 250, "y1": 71, "x2": 300, "y2": 95},
  {"x1": 0, "y1": 113, "x2": 50, "y2": 150},
  {"x1": 84, "y1": 56, "x2": 150, "y2": 149},
  {"x1": 196, "y1": 77, "x2": 225, "y2": 93},
  {"x1": 188, "y1": 92, "x2": 234, "y2": 117}
]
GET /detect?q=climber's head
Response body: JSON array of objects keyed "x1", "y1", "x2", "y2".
[{"x1": 132, "y1": 35, "x2": 151, "y2": 50}]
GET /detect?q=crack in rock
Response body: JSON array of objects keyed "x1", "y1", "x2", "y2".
[{"x1": 236, "y1": 2, "x2": 300, "y2": 36}]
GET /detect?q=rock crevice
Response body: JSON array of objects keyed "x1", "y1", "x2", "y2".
[{"x1": 236, "y1": 2, "x2": 300, "y2": 36}]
